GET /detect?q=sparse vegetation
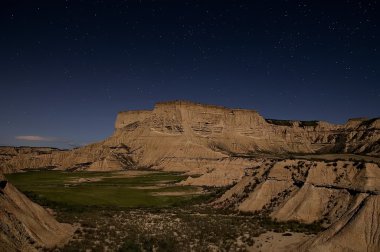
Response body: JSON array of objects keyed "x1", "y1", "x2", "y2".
[
  {"x1": 265, "y1": 119, "x2": 293, "y2": 126},
  {"x1": 265, "y1": 119, "x2": 319, "y2": 127},
  {"x1": 359, "y1": 117, "x2": 380, "y2": 127},
  {"x1": 299, "y1": 121, "x2": 319, "y2": 127}
]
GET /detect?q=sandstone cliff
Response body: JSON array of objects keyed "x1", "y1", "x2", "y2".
[{"x1": 1, "y1": 101, "x2": 379, "y2": 173}]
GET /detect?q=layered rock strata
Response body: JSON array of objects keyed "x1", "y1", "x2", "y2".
[{"x1": 1, "y1": 101, "x2": 379, "y2": 173}]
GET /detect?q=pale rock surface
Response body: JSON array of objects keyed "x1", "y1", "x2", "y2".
[
  {"x1": 296, "y1": 194, "x2": 380, "y2": 252},
  {"x1": 0, "y1": 173, "x2": 74, "y2": 251},
  {"x1": 178, "y1": 158, "x2": 255, "y2": 187},
  {"x1": 251, "y1": 232, "x2": 314, "y2": 252},
  {"x1": 238, "y1": 180, "x2": 296, "y2": 212},
  {"x1": 271, "y1": 184, "x2": 352, "y2": 224}
]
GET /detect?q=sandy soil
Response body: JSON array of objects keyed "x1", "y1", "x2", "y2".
[{"x1": 249, "y1": 231, "x2": 314, "y2": 252}]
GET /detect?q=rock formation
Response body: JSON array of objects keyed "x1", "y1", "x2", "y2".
[
  {"x1": 1, "y1": 100, "x2": 379, "y2": 251},
  {"x1": 1, "y1": 101, "x2": 379, "y2": 173},
  {"x1": 0, "y1": 173, "x2": 74, "y2": 251},
  {"x1": 212, "y1": 159, "x2": 380, "y2": 251}
]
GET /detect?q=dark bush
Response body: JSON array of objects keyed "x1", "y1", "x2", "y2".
[
  {"x1": 356, "y1": 163, "x2": 365, "y2": 170},
  {"x1": 265, "y1": 119, "x2": 293, "y2": 126},
  {"x1": 119, "y1": 239, "x2": 140, "y2": 252}
]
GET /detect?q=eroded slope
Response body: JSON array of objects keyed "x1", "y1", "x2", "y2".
[
  {"x1": 0, "y1": 173, "x2": 74, "y2": 251},
  {"x1": 210, "y1": 159, "x2": 380, "y2": 252}
]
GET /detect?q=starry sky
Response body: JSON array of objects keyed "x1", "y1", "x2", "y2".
[{"x1": 0, "y1": 0, "x2": 379, "y2": 148}]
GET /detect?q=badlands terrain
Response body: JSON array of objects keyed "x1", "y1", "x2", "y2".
[{"x1": 1, "y1": 100, "x2": 380, "y2": 251}]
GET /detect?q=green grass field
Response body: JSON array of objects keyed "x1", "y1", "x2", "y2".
[{"x1": 5, "y1": 170, "x2": 206, "y2": 209}]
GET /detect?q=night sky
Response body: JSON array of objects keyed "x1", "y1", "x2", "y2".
[{"x1": 1, "y1": 1, "x2": 379, "y2": 148}]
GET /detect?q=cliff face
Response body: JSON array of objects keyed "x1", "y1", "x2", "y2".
[
  {"x1": 112, "y1": 100, "x2": 379, "y2": 156},
  {"x1": 1, "y1": 101, "x2": 379, "y2": 173}
]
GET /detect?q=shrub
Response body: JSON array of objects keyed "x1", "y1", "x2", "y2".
[
  {"x1": 356, "y1": 163, "x2": 365, "y2": 170},
  {"x1": 299, "y1": 121, "x2": 319, "y2": 127},
  {"x1": 119, "y1": 239, "x2": 140, "y2": 252},
  {"x1": 265, "y1": 119, "x2": 293, "y2": 126}
]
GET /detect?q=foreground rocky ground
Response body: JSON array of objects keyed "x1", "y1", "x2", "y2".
[{"x1": 51, "y1": 207, "x2": 320, "y2": 252}]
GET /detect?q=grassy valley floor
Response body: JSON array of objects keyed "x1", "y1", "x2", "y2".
[
  {"x1": 5, "y1": 170, "x2": 206, "y2": 208},
  {"x1": 6, "y1": 170, "x2": 322, "y2": 251}
]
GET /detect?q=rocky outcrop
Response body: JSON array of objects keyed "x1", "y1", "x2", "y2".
[
  {"x1": 0, "y1": 173, "x2": 74, "y2": 251},
  {"x1": 212, "y1": 159, "x2": 380, "y2": 252},
  {"x1": 1, "y1": 101, "x2": 379, "y2": 173}
]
